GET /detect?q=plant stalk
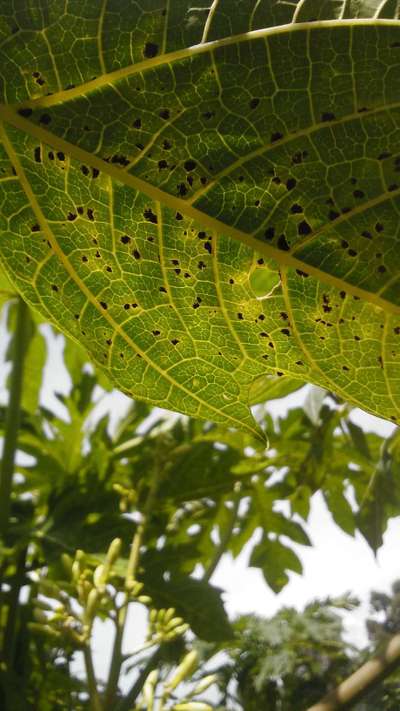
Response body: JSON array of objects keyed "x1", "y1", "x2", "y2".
[
  {"x1": 203, "y1": 489, "x2": 241, "y2": 583},
  {"x1": 115, "y1": 646, "x2": 164, "y2": 711},
  {"x1": 0, "y1": 297, "x2": 30, "y2": 538},
  {"x1": 83, "y1": 643, "x2": 102, "y2": 711},
  {"x1": 306, "y1": 632, "x2": 400, "y2": 711},
  {"x1": 3, "y1": 545, "x2": 27, "y2": 664},
  {"x1": 103, "y1": 462, "x2": 163, "y2": 707}
]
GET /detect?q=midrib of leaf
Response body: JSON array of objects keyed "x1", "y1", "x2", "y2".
[
  {"x1": 1, "y1": 105, "x2": 399, "y2": 319},
  {"x1": 0, "y1": 120, "x2": 256, "y2": 436},
  {"x1": 7, "y1": 19, "x2": 400, "y2": 111}
]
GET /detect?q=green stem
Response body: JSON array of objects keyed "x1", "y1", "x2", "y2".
[
  {"x1": 0, "y1": 297, "x2": 30, "y2": 538},
  {"x1": 115, "y1": 646, "x2": 164, "y2": 711},
  {"x1": 3, "y1": 545, "x2": 27, "y2": 665},
  {"x1": 83, "y1": 644, "x2": 102, "y2": 711},
  {"x1": 103, "y1": 464, "x2": 162, "y2": 707},
  {"x1": 203, "y1": 489, "x2": 241, "y2": 583}
]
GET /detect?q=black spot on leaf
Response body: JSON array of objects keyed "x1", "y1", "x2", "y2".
[
  {"x1": 321, "y1": 112, "x2": 336, "y2": 121},
  {"x1": 277, "y1": 234, "x2": 290, "y2": 251},
  {"x1": 271, "y1": 132, "x2": 283, "y2": 142},
  {"x1": 18, "y1": 108, "x2": 32, "y2": 118},
  {"x1": 184, "y1": 159, "x2": 196, "y2": 171},
  {"x1": 159, "y1": 108, "x2": 170, "y2": 120},
  {"x1": 144, "y1": 209, "x2": 158, "y2": 224},
  {"x1": 34, "y1": 146, "x2": 41, "y2": 163},
  {"x1": 264, "y1": 226, "x2": 275, "y2": 240},
  {"x1": 298, "y1": 220, "x2": 312, "y2": 236},
  {"x1": 292, "y1": 152, "x2": 303, "y2": 165},
  {"x1": 143, "y1": 42, "x2": 159, "y2": 58},
  {"x1": 250, "y1": 98, "x2": 259, "y2": 109},
  {"x1": 177, "y1": 183, "x2": 188, "y2": 196}
]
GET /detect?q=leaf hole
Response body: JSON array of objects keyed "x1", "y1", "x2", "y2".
[{"x1": 143, "y1": 42, "x2": 159, "y2": 58}]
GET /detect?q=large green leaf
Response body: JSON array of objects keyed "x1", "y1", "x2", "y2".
[{"x1": 1, "y1": 2, "x2": 400, "y2": 437}]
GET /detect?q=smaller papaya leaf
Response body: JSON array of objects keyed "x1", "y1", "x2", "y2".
[
  {"x1": 323, "y1": 484, "x2": 356, "y2": 536},
  {"x1": 142, "y1": 572, "x2": 234, "y2": 642},
  {"x1": 250, "y1": 537, "x2": 303, "y2": 594}
]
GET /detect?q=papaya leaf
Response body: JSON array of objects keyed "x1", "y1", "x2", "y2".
[
  {"x1": 250, "y1": 537, "x2": 303, "y2": 593},
  {"x1": 142, "y1": 571, "x2": 234, "y2": 642},
  {"x1": 1, "y1": 2, "x2": 400, "y2": 436}
]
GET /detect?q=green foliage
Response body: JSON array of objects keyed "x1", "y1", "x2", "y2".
[
  {"x1": 1, "y1": 2, "x2": 400, "y2": 436},
  {"x1": 214, "y1": 588, "x2": 400, "y2": 711},
  {"x1": 0, "y1": 293, "x2": 400, "y2": 707}
]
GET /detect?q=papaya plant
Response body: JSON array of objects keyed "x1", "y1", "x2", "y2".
[{"x1": 0, "y1": 1, "x2": 400, "y2": 438}]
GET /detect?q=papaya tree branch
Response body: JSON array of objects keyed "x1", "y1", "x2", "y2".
[{"x1": 306, "y1": 632, "x2": 400, "y2": 711}]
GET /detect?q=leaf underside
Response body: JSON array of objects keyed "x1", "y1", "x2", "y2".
[{"x1": 1, "y1": 1, "x2": 400, "y2": 437}]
